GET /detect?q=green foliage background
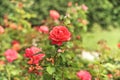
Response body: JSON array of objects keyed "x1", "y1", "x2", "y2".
[{"x1": 0, "y1": 0, "x2": 120, "y2": 27}]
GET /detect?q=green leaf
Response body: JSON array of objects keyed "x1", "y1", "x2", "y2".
[
  {"x1": 46, "y1": 66, "x2": 55, "y2": 75},
  {"x1": 61, "y1": 54, "x2": 66, "y2": 62}
]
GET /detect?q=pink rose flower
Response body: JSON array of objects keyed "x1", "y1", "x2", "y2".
[
  {"x1": 81, "y1": 4, "x2": 88, "y2": 12},
  {"x1": 4, "y1": 49, "x2": 18, "y2": 62},
  {"x1": 0, "y1": 26, "x2": 4, "y2": 34},
  {"x1": 39, "y1": 26, "x2": 49, "y2": 34},
  {"x1": 50, "y1": 10, "x2": 60, "y2": 20},
  {"x1": 49, "y1": 26, "x2": 71, "y2": 46},
  {"x1": 31, "y1": 46, "x2": 42, "y2": 53},
  {"x1": 77, "y1": 70, "x2": 92, "y2": 80}
]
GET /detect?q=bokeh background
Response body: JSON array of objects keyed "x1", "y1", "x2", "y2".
[{"x1": 0, "y1": 0, "x2": 120, "y2": 27}]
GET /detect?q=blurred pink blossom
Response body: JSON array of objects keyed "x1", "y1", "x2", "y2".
[
  {"x1": 0, "y1": 26, "x2": 4, "y2": 34},
  {"x1": 31, "y1": 46, "x2": 42, "y2": 54},
  {"x1": 39, "y1": 26, "x2": 49, "y2": 34},
  {"x1": 0, "y1": 60, "x2": 5, "y2": 65},
  {"x1": 50, "y1": 10, "x2": 60, "y2": 20},
  {"x1": 77, "y1": 70, "x2": 92, "y2": 80},
  {"x1": 4, "y1": 49, "x2": 18, "y2": 62},
  {"x1": 81, "y1": 4, "x2": 88, "y2": 11},
  {"x1": 117, "y1": 43, "x2": 120, "y2": 48},
  {"x1": 68, "y1": 2, "x2": 72, "y2": 7}
]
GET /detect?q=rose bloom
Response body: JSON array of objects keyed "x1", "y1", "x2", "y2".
[
  {"x1": 31, "y1": 46, "x2": 42, "y2": 53},
  {"x1": 68, "y1": 2, "x2": 72, "y2": 7},
  {"x1": 117, "y1": 43, "x2": 120, "y2": 48},
  {"x1": 49, "y1": 26, "x2": 71, "y2": 46},
  {"x1": 12, "y1": 44, "x2": 21, "y2": 51},
  {"x1": 9, "y1": 23, "x2": 17, "y2": 29},
  {"x1": 18, "y1": 2, "x2": 23, "y2": 8},
  {"x1": 0, "y1": 60, "x2": 5, "y2": 65},
  {"x1": 50, "y1": 10, "x2": 60, "y2": 20},
  {"x1": 107, "y1": 74, "x2": 113, "y2": 79},
  {"x1": 11, "y1": 40, "x2": 20, "y2": 45},
  {"x1": 39, "y1": 25, "x2": 49, "y2": 34},
  {"x1": 24, "y1": 46, "x2": 42, "y2": 58},
  {"x1": 0, "y1": 26, "x2": 4, "y2": 34},
  {"x1": 11, "y1": 40, "x2": 21, "y2": 51},
  {"x1": 81, "y1": 4, "x2": 88, "y2": 12},
  {"x1": 4, "y1": 49, "x2": 18, "y2": 62},
  {"x1": 28, "y1": 54, "x2": 45, "y2": 64},
  {"x1": 77, "y1": 70, "x2": 92, "y2": 80}
]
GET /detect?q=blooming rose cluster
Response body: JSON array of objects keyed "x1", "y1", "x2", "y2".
[
  {"x1": 24, "y1": 46, "x2": 45, "y2": 76},
  {"x1": 24, "y1": 46, "x2": 45, "y2": 64},
  {"x1": 49, "y1": 26, "x2": 71, "y2": 46},
  {"x1": 77, "y1": 70, "x2": 92, "y2": 80},
  {"x1": 4, "y1": 49, "x2": 18, "y2": 62}
]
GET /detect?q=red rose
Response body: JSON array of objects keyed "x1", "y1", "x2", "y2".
[
  {"x1": 24, "y1": 46, "x2": 42, "y2": 58},
  {"x1": 28, "y1": 54, "x2": 45, "y2": 64},
  {"x1": 24, "y1": 48, "x2": 35, "y2": 58},
  {"x1": 11, "y1": 40, "x2": 20, "y2": 45},
  {"x1": 49, "y1": 26, "x2": 71, "y2": 46},
  {"x1": 50, "y1": 10, "x2": 60, "y2": 20},
  {"x1": 77, "y1": 70, "x2": 92, "y2": 80},
  {"x1": 4, "y1": 49, "x2": 18, "y2": 62}
]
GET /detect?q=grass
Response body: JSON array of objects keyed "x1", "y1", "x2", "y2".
[{"x1": 82, "y1": 28, "x2": 120, "y2": 50}]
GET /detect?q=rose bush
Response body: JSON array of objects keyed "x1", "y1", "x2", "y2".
[{"x1": 0, "y1": 2, "x2": 120, "y2": 80}]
